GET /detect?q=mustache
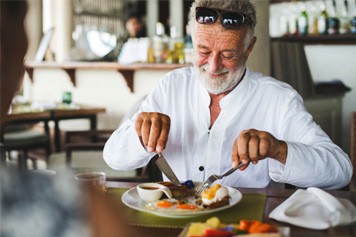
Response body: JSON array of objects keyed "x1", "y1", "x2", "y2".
[{"x1": 200, "y1": 64, "x2": 229, "y2": 75}]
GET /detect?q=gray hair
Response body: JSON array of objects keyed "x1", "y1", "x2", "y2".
[{"x1": 188, "y1": 0, "x2": 256, "y2": 48}]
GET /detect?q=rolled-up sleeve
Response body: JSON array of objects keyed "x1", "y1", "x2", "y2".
[{"x1": 268, "y1": 94, "x2": 352, "y2": 189}]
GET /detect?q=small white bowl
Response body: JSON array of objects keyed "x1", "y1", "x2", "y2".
[{"x1": 137, "y1": 183, "x2": 172, "y2": 203}]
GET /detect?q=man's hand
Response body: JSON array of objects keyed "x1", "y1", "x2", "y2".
[
  {"x1": 135, "y1": 112, "x2": 170, "y2": 153},
  {"x1": 231, "y1": 129, "x2": 287, "y2": 170}
]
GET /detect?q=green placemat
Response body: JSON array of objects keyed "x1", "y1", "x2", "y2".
[{"x1": 107, "y1": 188, "x2": 266, "y2": 228}]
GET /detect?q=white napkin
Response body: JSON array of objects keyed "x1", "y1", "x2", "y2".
[{"x1": 269, "y1": 187, "x2": 356, "y2": 230}]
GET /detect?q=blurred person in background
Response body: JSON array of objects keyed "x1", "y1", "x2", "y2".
[
  {"x1": 0, "y1": 1, "x2": 135, "y2": 237},
  {"x1": 125, "y1": 14, "x2": 147, "y2": 39}
]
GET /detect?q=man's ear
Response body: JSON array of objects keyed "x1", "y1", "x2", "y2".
[{"x1": 245, "y1": 36, "x2": 257, "y2": 60}]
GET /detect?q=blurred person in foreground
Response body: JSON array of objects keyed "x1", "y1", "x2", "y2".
[
  {"x1": 104, "y1": 0, "x2": 353, "y2": 190},
  {"x1": 0, "y1": 1, "x2": 134, "y2": 237}
]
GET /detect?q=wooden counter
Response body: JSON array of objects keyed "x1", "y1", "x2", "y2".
[{"x1": 25, "y1": 61, "x2": 191, "y2": 92}]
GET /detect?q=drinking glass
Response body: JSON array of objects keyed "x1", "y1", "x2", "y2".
[{"x1": 74, "y1": 171, "x2": 106, "y2": 192}]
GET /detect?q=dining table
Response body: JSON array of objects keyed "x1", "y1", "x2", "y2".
[
  {"x1": 49, "y1": 104, "x2": 106, "y2": 151},
  {"x1": 106, "y1": 181, "x2": 356, "y2": 237},
  {"x1": 3, "y1": 103, "x2": 106, "y2": 152}
]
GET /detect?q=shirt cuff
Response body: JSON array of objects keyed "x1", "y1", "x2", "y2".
[{"x1": 268, "y1": 142, "x2": 294, "y2": 183}]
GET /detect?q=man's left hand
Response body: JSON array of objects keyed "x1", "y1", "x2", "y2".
[{"x1": 231, "y1": 129, "x2": 287, "y2": 170}]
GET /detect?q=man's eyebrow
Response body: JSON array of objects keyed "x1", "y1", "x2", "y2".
[
  {"x1": 196, "y1": 44, "x2": 209, "y2": 50},
  {"x1": 221, "y1": 49, "x2": 237, "y2": 53},
  {"x1": 195, "y1": 45, "x2": 237, "y2": 54}
]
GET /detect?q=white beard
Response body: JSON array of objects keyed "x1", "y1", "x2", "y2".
[{"x1": 195, "y1": 63, "x2": 246, "y2": 95}]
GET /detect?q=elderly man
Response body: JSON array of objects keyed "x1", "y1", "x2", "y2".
[{"x1": 104, "y1": 0, "x2": 352, "y2": 189}]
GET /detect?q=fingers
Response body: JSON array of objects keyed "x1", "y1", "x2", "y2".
[
  {"x1": 237, "y1": 131, "x2": 250, "y2": 165},
  {"x1": 232, "y1": 139, "x2": 249, "y2": 171},
  {"x1": 259, "y1": 137, "x2": 270, "y2": 157},
  {"x1": 135, "y1": 112, "x2": 170, "y2": 153},
  {"x1": 156, "y1": 121, "x2": 170, "y2": 152},
  {"x1": 248, "y1": 135, "x2": 260, "y2": 164},
  {"x1": 232, "y1": 129, "x2": 277, "y2": 168}
]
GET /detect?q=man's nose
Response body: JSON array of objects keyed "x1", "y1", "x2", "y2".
[{"x1": 207, "y1": 53, "x2": 223, "y2": 74}]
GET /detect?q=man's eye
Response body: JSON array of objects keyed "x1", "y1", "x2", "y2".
[
  {"x1": 221, "y1": 53, "x2": 236, "y2": 59},
  {"x1": 199, "y1": 51, "x2": 210, "y2": 56}
]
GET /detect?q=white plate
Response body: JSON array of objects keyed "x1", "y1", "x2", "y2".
[{"x1": 121, "y1": 184, "x2": 242, "y2": 218}]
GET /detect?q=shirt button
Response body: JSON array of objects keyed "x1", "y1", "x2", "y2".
[{"x1": 199, "y1": 166, "x2": 204, "y2": 171}]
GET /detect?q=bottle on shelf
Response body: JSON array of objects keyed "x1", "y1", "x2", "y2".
[
  {"x1": 147, "y1": 39, "x2": 155, "y2": 63},
  {"x1": 152, "y1": 22, "x2": 169, "y2": 63},
  {"x1": 298, "y1": 3, "x2": 309, "y2": 36},
  {"x1": 288, "y1": 1, "x2": 299, "y2": 36},
  {"x1": 318, "y1": 1, "x2": 329, "y2": 35},
  {"x1": 336, "y1": 0, "x2": 350, "y2": 34},
  {"x1": 347, "y1": 0, "x2": 356, "y2": 33},
  {"x1": 167, "y1": 26, "x2": 185, "y2": 64},
  {"x1": 326, "y1": 0, "x2": 340, "y2": 34},
  {"x1": 166, "y1": 27, "x2": 174, "y2": 64},
  {"x1": 307, "y1": 2, "x2": 319, "y2": 35},
  {"x1": 351, "y1": 17, "x2": 356, "y2": 33}
]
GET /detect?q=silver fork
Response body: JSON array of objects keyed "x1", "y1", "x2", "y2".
[{"x1": 195, "y1": 163, "x2": 245, "y2": 196}]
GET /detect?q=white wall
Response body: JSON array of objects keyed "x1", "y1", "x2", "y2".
[
  {"x1": 248, "y1": 0, "x2": 270, "y2": 76},
  {"x1": 305, "y1": 45, "x2": 356, "y2": 153},
  {"x1": 24, "y1": 69, "x2": 169, "y2": 131}
]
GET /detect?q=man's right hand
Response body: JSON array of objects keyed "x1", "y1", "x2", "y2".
[{"x1": 135, "y1": 112, "x2": 170, "y2": 153}]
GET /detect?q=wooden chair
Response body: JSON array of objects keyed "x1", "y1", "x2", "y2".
[
  {"x1": 48, "y1": 95, "x2": 161, "y2": 181},
  {"x1": 54, "y1": 129, "x2": 161, "y2": 182},
  {"x1": 1, "y1": 113, "x2": 51, "y2": 170}
]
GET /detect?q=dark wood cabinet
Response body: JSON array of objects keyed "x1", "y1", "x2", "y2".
[{"x1": 271, "y1": 34, "x2": 356, "y2": 45}]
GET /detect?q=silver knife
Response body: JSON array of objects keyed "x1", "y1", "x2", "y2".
[{"x1": 155, "y1": 152, "x2": 181, "y2": 186}]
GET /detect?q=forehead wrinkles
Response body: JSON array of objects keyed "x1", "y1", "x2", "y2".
[
  {"x1": 195, "y1": 35, "x2": 242, "y2": 55},
  {"x1": 194, "y1": 25, "x2": 245, "y2": 52}
]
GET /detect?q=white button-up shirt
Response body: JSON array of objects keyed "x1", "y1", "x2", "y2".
[{"x1": 104, "y1": 67, "x2": 352, "y2": 189}]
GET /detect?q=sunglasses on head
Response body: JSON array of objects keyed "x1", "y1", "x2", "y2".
[{"x1": 195, "y1": 7, "x2": 250, "y2": 30}]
